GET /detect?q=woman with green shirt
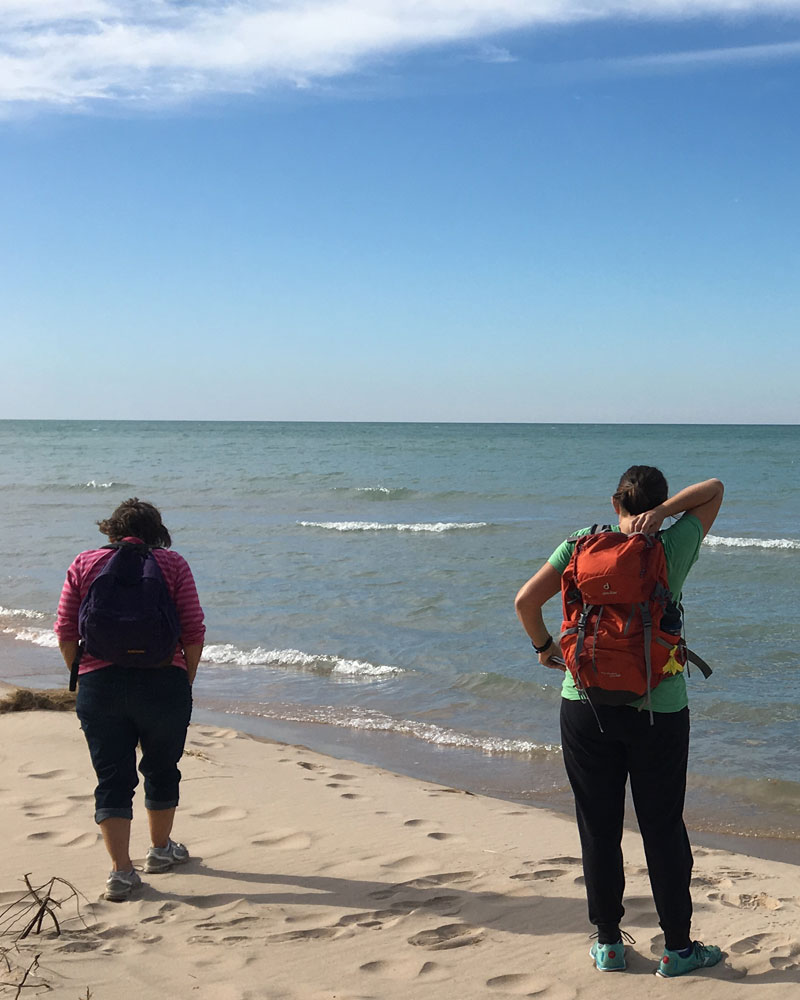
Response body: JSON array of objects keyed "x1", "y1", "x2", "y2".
[{"x1": 515, "y1": 467, "x2": 724, "y2": 977}]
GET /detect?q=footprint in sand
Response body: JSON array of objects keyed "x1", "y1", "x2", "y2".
[
  {"x1": 511, "y1": 869, "x2": 567, "y2": 881},
  {"x1": 369, "y1": 871, "x2": 475, "y2": 899},
  {"x1": 383, "y1": 895, "x2": 462, "y2": 918},
  {"x1": 196, "y1": 728, "x2": 238, "y2": 740},
  {"x1": 341, "y1": 793, "x2": 366, "y2": 801},
  {"x1": 26, "y1": 830, "x2": 98, "y2": 848},
  {"x1": 380, "y1": 855, "x2": 427, "y2": 871},
  {"x1": 24, "y1": 801, "x2": 74, "y2": 819},
  {"x1": 539, "y1": 856, "x2": 581, "y2": 866},
  {"x1": 720, "y1": 892, "x2": 782, "y2": 911},
  {"x1": 196, "y1": 916, "x2": 259, "y2": 932},
  {"x1": 407, "y1": 923, "x2": 483, "y2": 951},
  {"x1": 56, "y1": 940, "x2": 101, "y2": 954},
  {"x1": 359, "y1": 958, "x2": 450, "y2": 981},
  {"x1": 486, "y1": 973, "x2": 547, "y2": 994},
  {"x1": 251, "y1": 831, "x2": 312, "y2": 850},
  {"x1": 22, "y1": 768, "x2": 76, "y2": 780},
  {"x1": 404, "y1": 819, "x2": 431, "y2": 828},
  {"x1": 192, "y1": 806, "x2": 247, "y2": 821},
  {"x1": 141, "y1": 901, "x2": 181, "y2": 925},
  {"x1": 417, "y1": 961, "x2": 450, "y2": 982},
  {"x1": 268, "y1": 926, "x2": 340, "y2": 943},
  {"x1": 730, "y1": 933, "x2": 774, "y2": 954},
  {"x1": 426, "y1": 832, "x2": 457, "y2": 841},
  {"x1": 297, "y1": 761, "x2": 324, "y2": 772}
]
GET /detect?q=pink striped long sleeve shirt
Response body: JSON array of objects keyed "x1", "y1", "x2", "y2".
[{"x1": 55, "y1": 537, "x2": 206, "y2": 675}]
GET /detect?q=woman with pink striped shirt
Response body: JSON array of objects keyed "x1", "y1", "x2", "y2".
[{"x1": 56, "y1": 499, "x2": 205, "y2": 902}]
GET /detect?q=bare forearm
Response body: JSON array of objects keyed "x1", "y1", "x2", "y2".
[
  {"x1": 58, "y1": 640, "x2": 79, "y2": 671},
  {"x1": 515, "y1": 563, "x2": 564, "y2": 667},
  {"x1": 660, "y1": 479, "x2": 724, "y2": 519},
  {"x1": 183, "y1": 643, "x2": 203, "y2": 685},
  {"x1": 630, "y1": 478, "x2": 724, "y2": 536}
]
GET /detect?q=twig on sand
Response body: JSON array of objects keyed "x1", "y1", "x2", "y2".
[
  {"x1": 0, "y1": 952, "x2": 50, "y2": 997},
  {"x1": 0, "y1": 875, "x2": 89, "y2": 941}
]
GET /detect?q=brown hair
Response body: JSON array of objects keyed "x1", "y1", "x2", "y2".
[
  {"x1": 98, "y1": 498, "x2": 172, "y2": 548},
  {"x1": 613, "y1": 466, "x2": 668, "y2": 516}
]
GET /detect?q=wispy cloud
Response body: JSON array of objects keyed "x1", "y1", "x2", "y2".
[
  {"x1": 606, "y1": 37, "x2": 800, "y2": 72},
  {"x1": 2, "y1": 1, "x2": 800, "y2": 111}
]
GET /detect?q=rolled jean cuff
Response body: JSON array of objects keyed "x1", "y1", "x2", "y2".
[
  {"x1": 144, "y1": 797, "x2": 179, "y2": 811},
  {"x1": 95, "y1": 806, "x2": 133, "y2": 824}
]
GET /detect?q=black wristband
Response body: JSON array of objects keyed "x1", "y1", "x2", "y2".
[{"x1": 532, "y1": 636, "x2": 553, "y2": 654}]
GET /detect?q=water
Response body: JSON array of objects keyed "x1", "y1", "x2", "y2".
[{"x1": 1, "y1": 421, "x2": 798, "y2": 839}]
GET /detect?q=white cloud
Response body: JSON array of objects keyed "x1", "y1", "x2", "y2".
[
  {"x1": 606, "y1": 38, "x2": 800, "y2": 71},
  {"x1": 2, "y1": 0, "x2": 800, "y2": 111}
]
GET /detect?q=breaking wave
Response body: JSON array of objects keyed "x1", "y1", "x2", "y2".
[
  {"x1": 231, "y1": 702, "x2": 560, "y2": 759},
  {"x1": 0, "y1": 606, "x2": 46, "y2": 620},
  {"x1": 2, "y1": 626, "x2": 58, "y2": 648},
  {"x1": 298, "y1": 520, "x2": 489, "y2": 533},
  {"x1": 704, "y1": 534, "x2": 800, "y2": 551},
  {"x1": 203, "y1": 644, "x2": 404, "y2": 679}
]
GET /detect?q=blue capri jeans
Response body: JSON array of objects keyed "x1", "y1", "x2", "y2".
[{"x1": 76, "y1": 665, "x2": 193, "y2": 824}]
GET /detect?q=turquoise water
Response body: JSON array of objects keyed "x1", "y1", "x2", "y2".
[{"x1": 1, "y1": 421, "x2": 798, "y2": 836}]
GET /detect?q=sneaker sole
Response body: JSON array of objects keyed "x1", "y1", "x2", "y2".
[
  {"x1": 144, "y1": 855, "x2": 190, "y2": 874},
  {"x1": 104, "y1": 885, "x2": 139, "y2": 901}
]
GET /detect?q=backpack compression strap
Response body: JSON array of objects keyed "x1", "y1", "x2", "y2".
[{"x1": 654, "y1": 637, "x2": 713, "y2": 679}]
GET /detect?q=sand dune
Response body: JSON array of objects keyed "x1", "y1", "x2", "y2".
[{"x1": 1, "y1": 708, "x2": 799, "y2": 999}]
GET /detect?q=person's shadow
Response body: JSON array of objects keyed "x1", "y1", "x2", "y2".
[{"x1": 140, "y1": 859, "x2": 799, "y2": 983}]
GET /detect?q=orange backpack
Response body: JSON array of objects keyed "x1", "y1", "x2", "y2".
[{"x1": 559, "y1": 527, "x2": 708, "y2": 717}]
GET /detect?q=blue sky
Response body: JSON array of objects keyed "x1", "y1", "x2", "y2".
[{"x1": 1, "y1": 2, "x2": 798, "y2": 423}]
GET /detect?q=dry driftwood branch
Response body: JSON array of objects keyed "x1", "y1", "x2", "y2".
[
  {"x1": 0, "y1": 876, "x2": 89, "y2": 942},
  {"x1": 0, "y1": 952, "x2": 50, "y2": 998}
]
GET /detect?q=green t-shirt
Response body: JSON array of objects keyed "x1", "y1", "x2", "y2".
[{"x1": 546, "y1": 514, "x2": 703, "y2": 712}]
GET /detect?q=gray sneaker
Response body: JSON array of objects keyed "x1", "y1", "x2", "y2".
[
  {"x1": 105, "y1": 868, "x2": 142, "y2": 902},
  {"x1": 144, "y1": 839, "x2": 190, "y2": 874}
]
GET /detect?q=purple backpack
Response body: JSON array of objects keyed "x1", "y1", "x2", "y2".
[{"x1": 78, "y1": 542, "x2": 180, "y2": 668}]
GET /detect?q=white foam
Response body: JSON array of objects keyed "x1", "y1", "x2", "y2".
[
  {"x1": 298, "y1": 520, "x2": 488, "y2": 533},
  {"x1": 3, "y1": 626, "x2": 59, "y2": 648},
  {"x1": 0, "y1": 606, "x2": 46, "y2": 620},
  {"x1": 238, "y1": 703, "x2": 558, "y2": 757},
  {"x1": 202, "y1": 644, "x2": 403, "y2": 678},
  {"x1": 83, "y1": 480, "x2": 117, "y2": 488},
  {"x1": 704, "y1": 534, "x2": 800, "y2": 551}
]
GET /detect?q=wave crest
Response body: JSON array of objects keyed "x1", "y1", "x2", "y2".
[
  {"x1": 704, "y1": 534, "x2": 800, "y2": 551},
  {"x1": 203, "y1": 644, "x2": 403, "y2": 679},
  {"x1": 0, "y1": 606, "x2": 46, "y2": 620},
  {"x1": 298, "y1": 520, "x2": 488, "y2": 533},
  {"x1": 2, "y1": 626, "x2": 58, "y2": 648},
  {"x1": 232, "y1": 703, "x2": 560, "y2": 759}
]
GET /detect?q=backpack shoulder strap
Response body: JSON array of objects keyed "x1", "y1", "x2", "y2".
[{"x1": 566, "y1": 523, "x2": 614, "y2": 545}]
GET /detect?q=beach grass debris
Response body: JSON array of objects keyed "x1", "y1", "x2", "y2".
[
  {"x1": 0, "y1": 689, "x2": 76, "y2": 715},
  {"x1": 0, "y1": 875, "x2": 87, "y2": 941},
  {"x1": 0, "y1": 951, "x2": 49, "y2": 997}
]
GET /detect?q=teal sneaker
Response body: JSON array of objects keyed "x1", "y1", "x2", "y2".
[
  {"x1": 656, "y1": 941, "x2": 723, "y2": 978},
  {"x1": 589, "y1": 941, "x2": 627, "y2": 972}
]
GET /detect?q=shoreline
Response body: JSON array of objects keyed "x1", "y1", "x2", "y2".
[
  {"x1": 2, "y1": 701, "x2": 800, "y2": 998},
  {"x1": 3, "y1": 640, "x2": 800, "y2": 847}
]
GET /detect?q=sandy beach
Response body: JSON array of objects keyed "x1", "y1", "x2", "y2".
[{"x1": 2, "y1": 692, "x2": 799, "y2": 999}]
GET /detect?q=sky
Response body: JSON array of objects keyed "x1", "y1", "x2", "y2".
[{"x1": 1, "y1": 1, "x2": 798, "y2": 423}]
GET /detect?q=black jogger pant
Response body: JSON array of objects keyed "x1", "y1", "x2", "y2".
[{"x1": 560, "y1": 699, "x2": 693, "y2": 950}]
